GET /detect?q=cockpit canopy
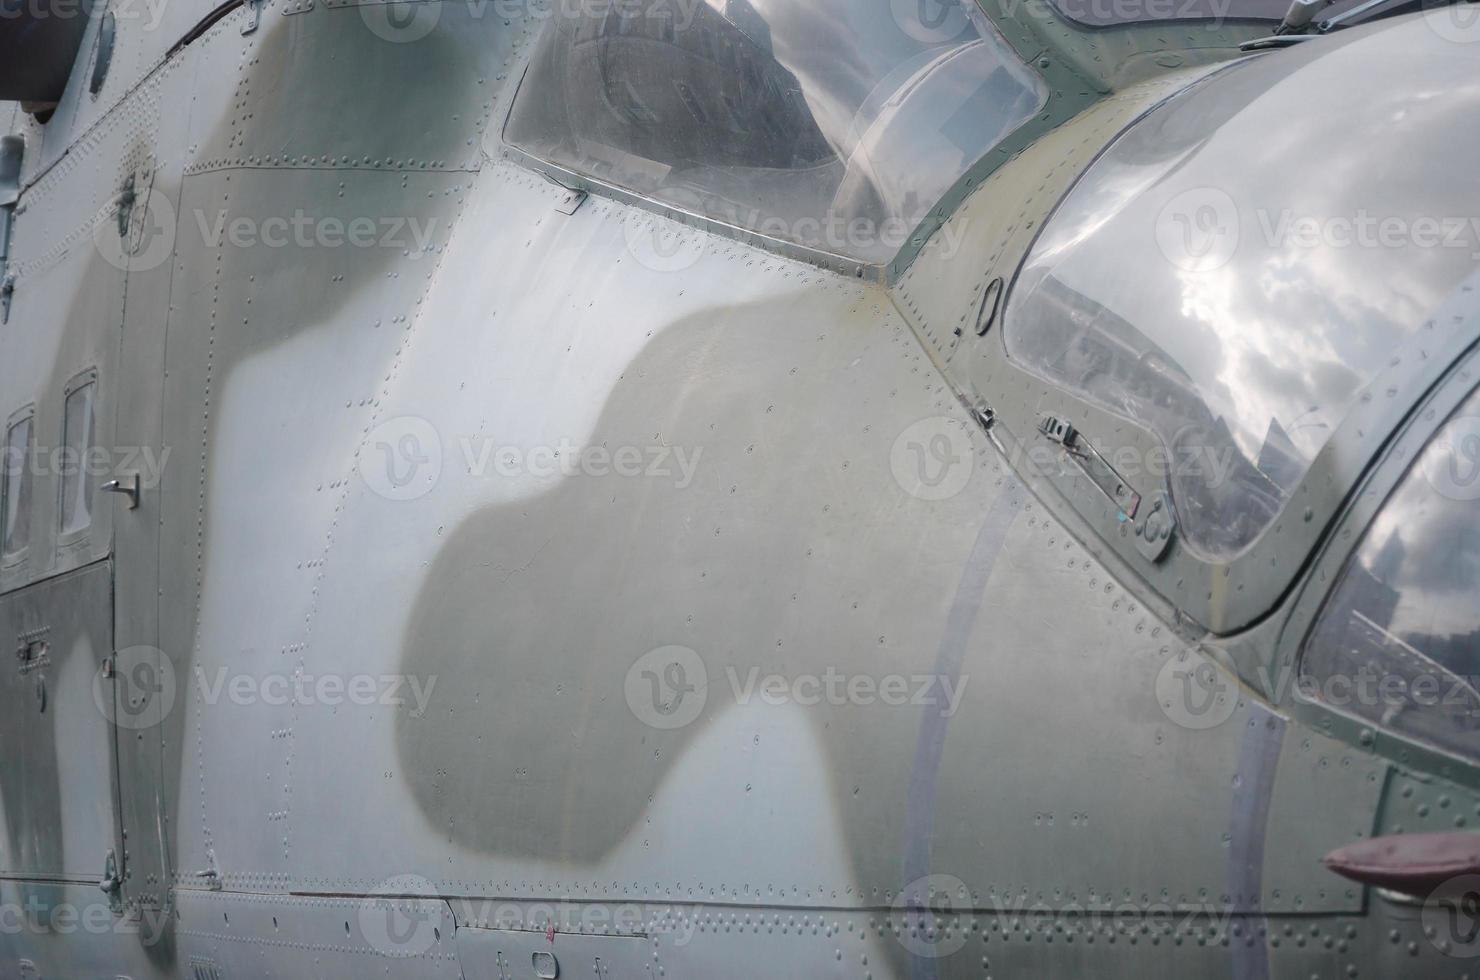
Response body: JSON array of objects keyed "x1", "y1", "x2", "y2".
[
  {"x1": 1005, "y1": 31, "x2": 1480, "y2": 561},
  {"x1": 504, "y1": 0, "x2": 1045, "y2": 266}
]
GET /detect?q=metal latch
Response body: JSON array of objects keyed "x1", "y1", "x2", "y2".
[
  {"x1": 196, "y1": 847, "x2": 222, "y2": 890},
  {"x1": 1039, "y1": 415, "x2": 1141, "y2": 520},
  {"x1": 540, "y1": 174, "x2": 588, "y2": 216},
  {"x1": 554, "y1": 188, "x2": 587, "y2": 215},
  {"x1": 100, "y1": 473, "x2": 141, "y2": 510},
  {"x1": 962, "y1": 394, "x2": 994, "y2": 433},
  {"x1": 90, "y1": 11, "x2": 117, "y2": 95},
  {"x1": 0, "y1": 135, "x2": 22, "y2": 324},
  {"x1": 242, "y1": 0, "x2": 264, "y2": 34},
  {"x1": 1135, "y1": 491, "x2": 1177, "y2": 563},
  {"x1": 115, "y1": 177, "x2": 136, "y2": 238},
  {"x1": 15, "y1": 628, "x2": 49, "y2": 673},
  {"x1": 100, "y1": 849, "x2": 123, "y2": 912}
]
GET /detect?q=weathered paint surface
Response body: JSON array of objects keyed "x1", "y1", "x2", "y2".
[{"x1": 0, "y1": 3, "x2": 1475, "y2": 980}]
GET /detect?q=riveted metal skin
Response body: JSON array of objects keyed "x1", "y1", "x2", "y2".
[{"x1": 0, "y1": 1, "x2": 1475, "y2": 978}]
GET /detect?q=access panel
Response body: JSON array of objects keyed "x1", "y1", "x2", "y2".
[{"x1": 0, "y1": 562, "x2": 121, "y2": 886}]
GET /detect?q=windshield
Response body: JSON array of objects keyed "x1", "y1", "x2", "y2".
[
  {"x1": 1301, "y1": 384, "x2": 1480, "y2": 762},
  {"x1": 504, "y1": 0, "x2": 1045, "y2": 265},
  {"x1": 1005, "y1": 41, "x2": 1480, "y2": 560},
  {"x1": 1045, "y1": 0, "x2": 1364, "y2": 26}
]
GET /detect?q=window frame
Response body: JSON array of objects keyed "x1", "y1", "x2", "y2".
[
  {"x1": 1269, "y1": 346, "x2": 1480, "y2": 789},
  {"x1": 1, "y1": 403, "x2": 36, "y2": 568},
  {"x1": 496, "y1": 2, "x2": 1053, "y2": 284},
  {"x1": 981, "y1": 261, "x2": 1480, "y2": 636},
  {"x1": 57, "y1": 368, "x2": 99, "y2": 547}
]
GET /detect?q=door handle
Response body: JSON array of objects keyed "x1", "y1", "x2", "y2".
[{"x1": 100, "y1": 473, "x2": 140, "y2": 510}]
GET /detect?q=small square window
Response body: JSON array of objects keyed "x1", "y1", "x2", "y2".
[
  {"x1": 3, "y1": 415, "x2": 33, "y2": 558},
  {"x1": 60, "y1": 381, "x2": 96, "y2": 537}
]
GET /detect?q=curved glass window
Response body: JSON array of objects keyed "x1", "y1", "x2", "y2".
[
  {"x1": 2, "y1": 414, "x2": 32, "y2": 559},
  {"x1": 1047, "y1": 0, "x2": 1380, "y2": 28},
  {"x1": 1005, "y1": 42, "x2": 1480, "y2": 560},
  {"x1": 505, "y1": 0, "x2": 1046, "y2": 265},
  {"x1": 59, "y1": 380, "x2": 97, "y2": 538},
  {"x1": 1300, "y1": 385, "x2": 1480, "y2": 762}
]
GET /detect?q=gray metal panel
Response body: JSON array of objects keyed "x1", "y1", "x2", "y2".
[
  {"x1": 173, "y1": 889, "x2": 462, "y2": 980},
  {"x1": 0, "y1": 236, "x2": 122, "y2": 595},
  {"x1": 0, "y1": 561, "x2": 118, "y2": 881},
  {"x1": 106, "y1": 12, "x2": 205, "y2": 922},
  {"x1": 458, "y1": 926, "x2": 651, "y2": 980}
]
